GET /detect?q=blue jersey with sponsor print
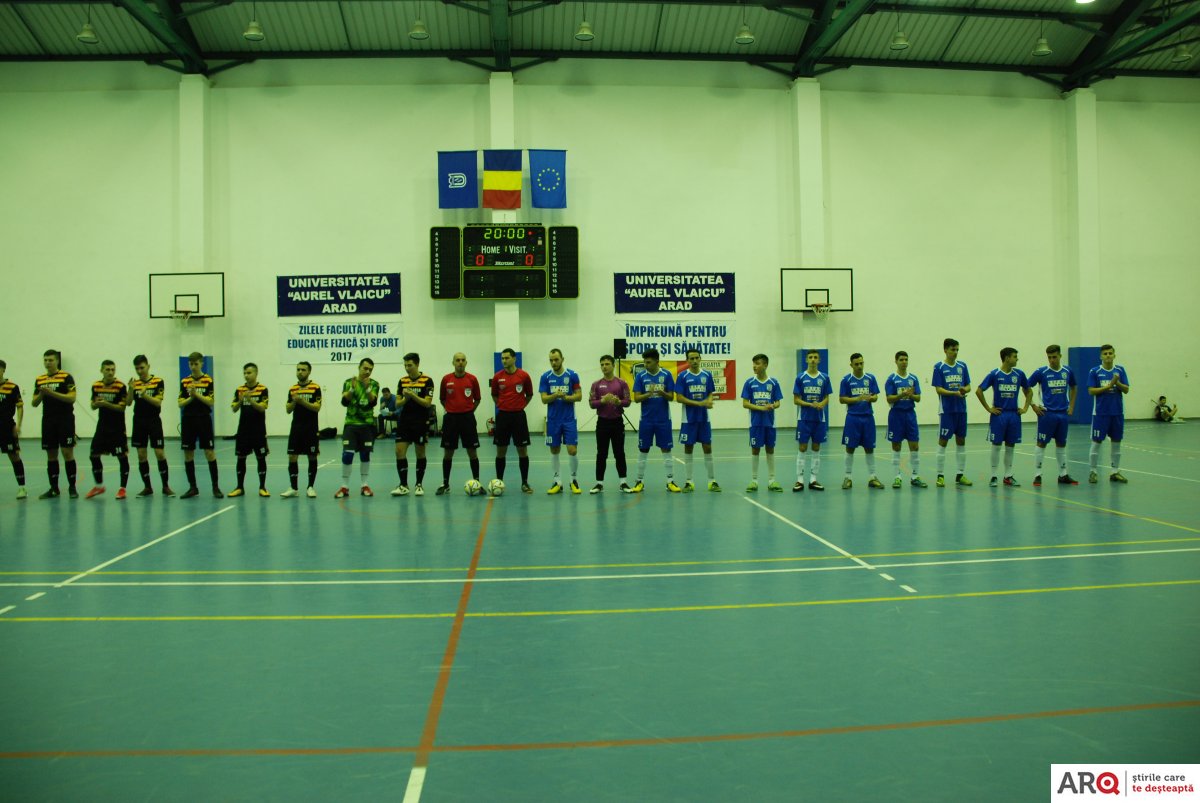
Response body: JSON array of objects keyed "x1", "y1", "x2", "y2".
[
  {"x1": 978, "y1": 368, "x2": 1028, "y2": 412},
  {"x1": 1029, "y1": 365, "x2": 1076, "y2": 413},
  {"x1": 539, "y1": 368, "x2": 581, "y2": 428},
  {"x1": 933, "y1": 360, "x2": 971, "y2": 415},
  {"x1": 634, "y1": 368, "x2": 675, "y2": 425},
  {"x1": 793, "y1": 371, "x2": 832, "y2": 423},
  {"x1": 885, "y1": 373, "x2": 921, "y2": 412},
  {"x1": 1089, "y1": 364, "x2": 1130, "y2": 416},
  {"x1": 742, "y1": 376, "x2": 783, "y2": 428},
  {"x1": 840, "y1": 373, "x2": 880, "y2": 416},
  {"x1": 676, "y1": 369, "x2": 715, "y2": 425}
]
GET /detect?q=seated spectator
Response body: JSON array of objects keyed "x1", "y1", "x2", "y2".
[
  {"x1": 378, "y1": 387, "x2": 398, "y2": 435},
  {"x1": 1153, "y1": 395, "x2": 1184, "y2": 423}
]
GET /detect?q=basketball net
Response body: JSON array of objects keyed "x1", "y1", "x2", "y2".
[{"x1": 805, "y1": 303, "x2": 831, "y2": 349}]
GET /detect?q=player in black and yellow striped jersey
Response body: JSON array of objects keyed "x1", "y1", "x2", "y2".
[
  {"x1": 178, "y1": 351, "x2": 223, "y2": 499},
  {"x1": 229, "y1": 362, "x2": 270, "y2": 497},
  {"x1": 390, "y1": 352, "x2": 435, "y2": 497},
  {"x1": 127, "y1": 355, "x2": 173, "y2": 497},
  {"x1": 281, "y1": 361, "x2": 322, "y2": 498},
  {"x1": 32, "y1": 349, "x2": 78, "y2": 499},
  {"x1": 0, "y1": 359, "x2": 28, "y2": 499},
  {"x1": 86, "y1": 360, "x2": 130, "y2": 500}
]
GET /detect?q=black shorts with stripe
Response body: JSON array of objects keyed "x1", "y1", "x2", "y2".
[
  {"x1": 0, "y1": 427, "x2": 17, "y2": 454},
  {"x1": 395, "y1": 417, "x2": 428, "y2": 445},
  {"x1": 41, "y1": 416, "x2": 76, "y2": 450},
  {"x1": 90, "y1": 426, "x2": 128, "y2": 456},
  {"x1": 493, "y1": 409, "x2": 530, "y2": 447},
  {"x1": 287, "y1": 427, "x2": 320, "y2": 456},
  {"x1": 440, "y1": 412, "x2": 479, "y2": 450},
  {"x1": 180, "y1": 416, "x2": 215, "y2": 451},
  {"x1": 341, "y1": 423, "x2": 375, "y2": 452},
  {"x1": 131, "y1": 417, "x2": 165, "y2": 450}
]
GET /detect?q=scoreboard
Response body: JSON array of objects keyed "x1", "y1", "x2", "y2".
[{"x1": 430, "y1": 224, "x2": 579, "y2": 300}]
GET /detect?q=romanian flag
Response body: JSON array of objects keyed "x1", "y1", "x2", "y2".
[{"x1": 483, "y1": 149, "x2": 522, "y2": 209}]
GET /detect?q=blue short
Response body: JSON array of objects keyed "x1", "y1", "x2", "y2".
[
  {"x1": 842, "y1": 416, "x2": 877, "y2": 450},
  {"x1": 545, "y1": 419, "x2": 578, "y2": 448},
  {"x1": 638, "y1": 419, "x2": 673, "y2": 451},
  {"x1": 1036, "y1": 410, "x2": 1070, "y2": 447},
  {"x1": 679, "y1": 422, "x2": 712, "y2": 446},
  {"x1": 887, "y1": 409, "x2": 920, "y2": 444},
  {"x1": 986, "y1": 411, "x2": 1022, "y2": 445},
  {"x1": 749, "y1": 426, "x2": 777, "y2": 449},
  {"x1": 796, "y1": 419, "x2": 828, "y2": 445},
  {"x1": 1092, "y1": 414, "x2": 1124, "y2": 443},
  {"x1": 939, "y1": 412, "x2": 968, "y2": 441}
]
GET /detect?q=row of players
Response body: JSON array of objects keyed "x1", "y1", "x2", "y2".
[{"x1": 0, "y1": 338, "x2": 1130, "y2": 500}]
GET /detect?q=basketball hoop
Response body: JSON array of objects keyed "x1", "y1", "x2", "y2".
[
  {"x1": 809, "y1": 303, "x2": 832, "y2": 322},
  {"x1": 171, "y1": 309, "x2": 192, "y2": 328}
]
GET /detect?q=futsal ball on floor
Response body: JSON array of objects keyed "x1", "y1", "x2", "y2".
[
  {"x1": 464, "y1": 478, "x2": 483, "y2": 496},
  {"x1": 488, "y1": 478, "x2": 505, "y2": 497}
]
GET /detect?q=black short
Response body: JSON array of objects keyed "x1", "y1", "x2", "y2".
[
  {"x1": 493, "y1": 409, "x2": 531, "y2": 447},
  {"x1": 235, "y1": 431, "x2": 269, "y2": 457},
  {"x1": 41, "y1": 416, "x2": 76, "y2": 450},
  {"x1": 180, "y1": 416, "x2": 215, "y2": 451},
  {"x1": 341, "y1": 423, "x2": 375, "y2": 452},
  {"x1": 131, "y1": 417, "x2": 165, "y2": 450},
  {"x1": 90, "y1": 427, "x2": 128, "y2": 456},
  {"x1": 0, "y1": 427, "x2": 18, "y2": 455},
  {"x1": 395, "y1": 417, "x2": 428, "y2": 444},
  {"x1": 440, "y1": 412, "x2": 479, "y2": 450},
  {"x1": 287, "y1": 427, "x2": 320, "y2": 456}
]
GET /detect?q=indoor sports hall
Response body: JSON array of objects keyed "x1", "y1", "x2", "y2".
[{"x1": 1, "y1": 2, "x2": 1198, "y2": 800}]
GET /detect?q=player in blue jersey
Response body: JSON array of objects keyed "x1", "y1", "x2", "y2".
[
  {"x1": 932, "y1": 338, "x2": 973, "y2": 487},
  {"x1": 1087, "y1": 344, "x2": 1130, "y2": 484},
  {"x1": 839, "y1": 353, "x2": 883, "y2": 489},
  {"x1": 1029, "y1": 344, "x2": 1079, "y2": 486},
  {"x1": 975, "y1": 347, "x2": 1032, "y2": 487},
  {"x1": 742, "y1": 354, "x2": 784, "y2": 491},
  {"x1": 885, "y1": 351, "x2": 927, "y2": 488},
  {"x1": 793, "y1": 350, "x2": 832, "y2": 492},
  {"x1": 540, "y1": 348, "x2": 583, "y2": 494},
  {"x1": 676, "y1": 348, "x2": 720, "y2": 492},
  {"x1": 629, "y1": 348, "x2": 679, "y2": 493}
]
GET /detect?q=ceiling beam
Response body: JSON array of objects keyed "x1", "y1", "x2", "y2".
[
  {"x1": 1061, "y1": 0, "x2": 1157, "y2": 88},
  {"x1": 115, "y1": 0, "x2": 208, "y2": 73},
  {"x1": 793, "y1": 0, "x2": 878, "y2": 77},
  {"x1": 1063, "y1": 1, "x2": 1200, "y2": 88},
  {"x1": 488, "y1": 0, "x2": 511, "y2": 71}
]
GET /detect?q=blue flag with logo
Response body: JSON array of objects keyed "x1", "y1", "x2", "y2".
[
  {"x1": 438, "y1": 150, "x2": 478, "y2": 209},
  {"x1": 529, "y1": 149, "x2": 567, "y2": 209}
]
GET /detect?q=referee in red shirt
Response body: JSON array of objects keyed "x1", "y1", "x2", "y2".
[
  {"x1": 436, "y1": 352, "x2": 482, "y2": 495},
  {"x1": 491, "y1": 348, "x2": 534, "y2": 494}
]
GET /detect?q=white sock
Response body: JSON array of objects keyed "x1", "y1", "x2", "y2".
[
  {"x1": 342, "y1": 461, "x2": 353, "y2": 483},
  {"x1": 766, "y1": 452, "x2": 776, "y2": 481},
  {"x1": 911, "y1": 452, "x2": 920, "y2": 477},
  {"x1": 1089, "y1": 442, "x2": 1100, "y2": 471},
  {"x1": 1034, "y1": 446, "x2": 1045, "y2": 471},
  {"x1": 1003, "y1": 445, "x2": 1015, "y2": 477},
  {"x1": 796, "y1": 451, "x2": 805, "y2": 482},
  {"x1": 937, "y1": 444, "x2": 947, "y2": 474},
  {"x1": 1057, "y1": 446, "x2": 1068, "y2": 476},
  {"x1": 704, "y1": 453, "x2": 714, "y2": 481},
  {"x1": 865, "y1": 452, "x2": 876, "y2": 478},
  {"x1": 990, "y1": 444, "x2": 1001, "y2": 475},
  {"x1": 1111, "y1": 442, "x2": 1122, "y2": 472},
  {"x1": 810, "y1": 453, "x2": 821, "y2": 481},
  {"x1": 637, "y1": 452, "x2": 648, "y2": 481},
  {"x1": 892, "y1": 450, "x2": 902, "y2": 477},
  {"x1": 684, "y1": 451, "x2": 694, "y2": 482},
  {"x1": 844, "y1": 452, "x2": 854, "y2": 477},
  {"x1": 551, "y1": 452, "x2": 561, "y2": 482},
  {"x1": 664, "y1": 453, "x2": 674, "y2": 481},
  {"x1": 956, "y1": 443, "x2": 967, "y2": 474},
  {"x1": 360, "y1": 461, "x2": 370, "y2": 484},
  {"x1": 569, "y1": 452, "x2": 578, "y2": 480},
  {"x1": 751, "y1": 452, "x2": 760, "y2": 480}
]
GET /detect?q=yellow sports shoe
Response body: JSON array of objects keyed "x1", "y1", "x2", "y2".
[
  {"x1": 547, "y1": 483, "x2": 563, "y2": 495},
  {"x1": 666, "y1": 481, "x2": 682, "y2": 493}
]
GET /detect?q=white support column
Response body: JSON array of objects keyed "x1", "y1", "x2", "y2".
[
  {"x1": 489, "y1": 72, "x2": 521, "y2": 355},
  {"x1": 792, "y1": 78, "x2": 829, "y2": 349},
  {"x1": 176, "y1": 75, "x2": 212, "y2": 354},
  {"x1": 1065, "y1": 88, "x2": 1102, "y2": 345}
]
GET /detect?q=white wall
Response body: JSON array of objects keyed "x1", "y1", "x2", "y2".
[{"x1": 1, "y1": 60, "x2": 1197, "y2": 437}]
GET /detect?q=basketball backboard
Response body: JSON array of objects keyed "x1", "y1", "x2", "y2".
[
  {"x1": 149, "y1": 272, "x2": 225, "y2": 319},
  {"x1": 780, "y1": 269, "x2": 854, "y2": 312}
]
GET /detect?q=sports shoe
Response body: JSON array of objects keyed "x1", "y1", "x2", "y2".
[
  {"x1": 1003, "y1": 476, "x2": 1020, "y2": 487},
  {"x1": 212, "y1": 488, "x2": 224, "y2": 499},
  {"x1": 867, "y1": 478, "x2": 884, "y2": 489},
  {"x1": 570, "y1": 480, "x2": 581, "y2": 495},
  {"x1": 68, "y1": 487, "x2": 78, "y2": 499},
  {"x1": 39, "y1": 488, "x2": 60, "y2": 499},
  {"x1": 682, "y1": 481, "x2": 695, "y2": 493},
  {"x1": 306, "y1": 487, "x2": 318, "y2": 498},
  {"x1": 667, "y1": 481, "x2": 682, "y2": 493},
  {"x1": 767, "y1": 480, "x2": 783, "y2": 492},
  {"x1": 521, "y1": 483, "x2": 533, "y2": 494},
  {"x1": 435, "y1": 484, "x2": 451, "y2": 496},
  {"x1": 910, "y1": 476, "x2": 928, "y2": 488},
  {"x1": 1058, "y1": 474, "x2": 1079, "y2": 485},
  {"x1": 16, "y1": 487, "x2": 27, "y2": 500},
  {"x1": 989, "y1": 476, "x2": 999, "y2": 487},
  {"x1": 1110, "y1": 472, "x2": 1128, "y2": 483},
  {"x1": 228, "y1": 488, "x2": 245, "y2": 498},
  {"x1": 136, "y1": 487, "x2": 154, "y2": 498},
  {"x1": 708, "y1": 481, "x2": 722, "y2": 492},
  {"x1": 181, "y1": 487, "x2": 200, "y2": 499},
  {"x1": 841, "y1": 477, "x2": 852, "y2": 490},
  {"x1": 162, "y1": 486, "x2": 175, "y2": 497},
  {"x1": 746, "y1": 480, "x2": 759, "y2": 492},
  {"x1": 1088, "y1": 471, "x2": 1098, "y2": 484},
  {"x1": 892, "y1": 477, "x2": 902, "y2": 489},
  {"x1": 620, "y1": 482, "x2": 633, "y2": 493},
  {"x1": 955, "y1": 474, "x2": 973, "y2": 487},
  {"x1": 258, "y1": 488, "x2": 271, "y2": 498},
  {"x1": 86, "y1": 485, "x2": 105, "y2": 499},
  {"x1": 334, "y1": 486, "x2": 350, "y2": 499},
  {"x1": 115, "y1": 488, "x2": 127, "y2": 500},
  {"x1": 936, "y1": 474, "x2": 946, "y2": 488},
  {"x1": 626, "y1": 481, "x2": 644, "y2": 493},
  {"x1": 792, "y1": 481, "x2": 805, "y2": 492},
  {"x1": 280, "y1": 488, "x2": 299, "y2": 498},
  {"x1": 808, "y1": 481, "x2": 825, "y2": 491},
  {"x1": 391, "y1": 485, "x2": 410, "y2": 497},
  {"x1": 589, "y1": 484, "x2": 603, "y2": 495},
  {"x1": 361, "y1": 486, "x2": 374, "y2": 497},
  {"x1": 1033, "y1": 475, "x2": 1042, "y2": 487},
  {"x1": 547, "y1": 483, "x2": 563, "y2": 495},
  {"x1": 414, "y1": 484, "x2": 424, "y2": 497}
]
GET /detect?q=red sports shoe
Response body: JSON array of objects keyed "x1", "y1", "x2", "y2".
[
  {"x1": 115, "y1": 488, "x2": 127, "y2": 500},
  {"x1": 361, "y1": 485, "x2": 374, "y2": 497},
  {"x1": 85, "y1": 486, "x2": 105, "y2": 499}
]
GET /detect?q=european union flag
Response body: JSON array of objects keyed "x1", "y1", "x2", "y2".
[
  {"x1": 529, "y1": 149, "x2": 567, "y2": 209},
  {"x1": 438, "y1": 151, "x2": 478, "y2": 209}
]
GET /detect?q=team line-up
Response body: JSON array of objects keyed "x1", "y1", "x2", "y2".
[{"x1": 0, "y1": 338, "x2": 1132, "y2": 501}]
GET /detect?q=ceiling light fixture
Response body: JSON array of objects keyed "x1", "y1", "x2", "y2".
[
  {"x1": 890, "y1": 12, "x2": 909, "y2": 51},
  {"x1": 1032, "y1": 20, "x2": 1052, "y2": 57},
  {"x1": 1170, "y1": 42, "x2": 1195, "y2": 63},
  {"x1": 76, "y1": 5, "x2": 99, "y2": 45},
  {"x1": 735, "y1": 2, "x2": 755, "y2": 45},
  {"x1": 243, "y1": 2, "x2": 264, "y2": 41},
  {"x1": 575, "y1": 3, "x2": 595, "y2": 41},
  {"x1": 409, "y1": 19, "x2": 430, "y2": 40}
]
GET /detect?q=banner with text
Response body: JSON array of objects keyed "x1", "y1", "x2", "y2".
[
  {"x1": 277, "y1": 273, "x2": 401, "y2": 317},
  {"x1": 618, "y1": 320, "x2": 737, "y2": 400},
  {"x1": 280, "y1": 320, "x2": 403, "y2": 365},
  {"x1": 614, "y1": 273, "x2": 735, "y2": 313}
]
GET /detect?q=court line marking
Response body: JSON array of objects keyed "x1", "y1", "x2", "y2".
[
  {"x1": 740, "y1": 497, "x2": 876, "y2": 570},
  {"x1": 900, "y1": 585, "x2": 917, "y2": 594},
  {"x1": 2, "y1": 578, "x2": 1195, "y2": 622},
  {"x1": 2, "y1": 699, "x2": 1196, "y2": 760},
  {"x1": 2, "y1": 546, "x2": 1196, "y2": 590},
  {"x1": 1014, "y1": 448, "x2": 1200, "y2": 485},
  {"x1": 0, "y1": 606, "x2": 14, "y2": 616},
  {"x1": 403, "y1": 498, "x2": 493, "y2": 803},
  {"x1": 24, "y1": 593, "x2": 45, "y2": 601},
  {"x1": 3, "y1": 536, "x2": 1197, "y2": 577},
  {"x1": 1008, "y1": 488, "x2": 1200, "y2": 534}
]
